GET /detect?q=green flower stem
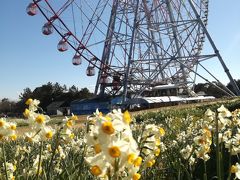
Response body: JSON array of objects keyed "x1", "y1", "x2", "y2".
[
  {"x1": 47, "y1": 131, "x2": 60, "y2": 179},
  {"x1": 78, "y1": 143, "x2": 87, "y2": 176},
  {"x1": 107, "y1": 167, "x2": 112, "y2": 180},
  {"x1": 181, "y1": 163, "x2": 191, "y2": 180},
  {"x1": 2, "y1": 143, "x2": 8, "y2": 180},
  {"x1": 215, "y1": 116, "x2": 221, "y2": 180},
  {"x1": 227, "y1": 149, "x2": 232, "y2": 180},
  {"x1": 139, "y1": 125, "x2": 146, "y2": 155},
  {"x1": 36, "y1": 141, "x2": 43, "y2": 180},
  {"x1": 177, "y1": 169, "x2": 181, "y2": 180},
  {"x1": 63, "y1": 159, "x2": 70, "y2": 178},
  {"x1": 203, "y1": 161, "x2": 207, "y2": 180},
  {"x1": 113, "y1": 158, "x2": 120, "y2": 180},
  {"x1": 33, "y1": 129, "x2": 42, "y2": 138}
]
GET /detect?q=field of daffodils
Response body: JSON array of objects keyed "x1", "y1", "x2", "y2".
[{"x1": 1, "y1": 98, "x2": 240, "y2": 180}]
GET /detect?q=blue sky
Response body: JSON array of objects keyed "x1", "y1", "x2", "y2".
[{"x1": 1, "y1": 1, "x2": 240, "y2": 101}]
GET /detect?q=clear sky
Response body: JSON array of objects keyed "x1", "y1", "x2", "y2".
[{"x1": 1, "y1": 1, "x2": 240, "y2": 101}]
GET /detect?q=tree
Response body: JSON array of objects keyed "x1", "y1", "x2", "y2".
[
  {"x1": 194, "y1": 83, "x2": 209, "y2": 94},
  {"x1": 226, "y1": 79, "x2": 240, "y2": 95},
  {"x1": 14, "y1": 82, "x2": 94, "y2": 115},
  {"x1": 77, "y1": 88, "x2": 93, "y2": 99},
  {"x1": 32, "y1": 82, "x2": 54, "y2": 111},
  {"x1": 194, "y1": 82, "x2": 229, "y2": 98},
  {"x1": 69, "y1": 85, "x2": 78, "y2": 94},
  {"x1": 0, "y1": 98, "x2": 17, "y2": 116},
  {"x1": 16, "y1": 87, "x2": 33, "y2": 114},
  {"x1": 19, "y1": 88, "x2": 33, "y2": 101}
]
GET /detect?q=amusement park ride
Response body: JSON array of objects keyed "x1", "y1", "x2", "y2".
[{"x1": 26, "y1": 0, "x2": 240, "y2": 109}]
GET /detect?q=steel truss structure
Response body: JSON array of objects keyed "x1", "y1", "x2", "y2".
[{"x1": 27, "y1": 0, "x2": 240, "y2": 103}]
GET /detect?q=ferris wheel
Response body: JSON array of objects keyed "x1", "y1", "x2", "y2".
[{"x1": 26, "y1": 0, "x2": 240, "y2": 101}]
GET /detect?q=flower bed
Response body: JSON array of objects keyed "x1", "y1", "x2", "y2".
[{"x1": 0, "y1": 98, "x2": 240, "y2": 179}]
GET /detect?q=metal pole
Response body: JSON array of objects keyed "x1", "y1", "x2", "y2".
[
  {"x1": 142, "y1": 0, "x2": 165, "y2": 80},
  {"x1": 122, "y1": 0, "x2": 140, "y2": 103},
  {"x1": 165, "y1": 0, "x2": 188, "y2": 85},
  {"x1": 94, "y1": 0, "x2": 119, "y2": 95},
  {"x1": 188, "y1": 0, "x2": 240, "y2": 95}
]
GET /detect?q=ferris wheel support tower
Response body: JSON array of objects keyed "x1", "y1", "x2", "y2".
[
  {"x1": 26, "y1": 0, "x2": 240, "y2": 104},
  {"x1": 95, "y1": 0, "x2": 240, "y2": 100},
  {"x1": 188, "y1": 0, "x2": 240, "y2": 96}
]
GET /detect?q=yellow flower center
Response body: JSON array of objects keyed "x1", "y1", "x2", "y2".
[
  {"x1": 25, "y1": 136, "x2": 33, "y2": 142},
  {"x1": 13, "y1": 165, "x2": 17, "y2": 171},
  {"x1": 102, "y1": 121, "x2": 115, "y2": 135},
  {"x1": 10, "y1": 134, "x2": 17, "y2": 141},
  {"x1": 69, "y1": 133, "x2": 75, "y2": 139},
  {"x1": 25, "y1": 98, "x2": 33, "y2": 105},
  {"x1": 123, "y1": 111, "x2": 131, "y2": 124},
  {"x1": 35, "y1": 115, "x2": 45, "y2": 124},
  {"x1": 0, "y1": 134, "x2": 4, "y2": 140},
  {"x1": 159, "y1": 127, "x2": 165, "y2": 136},
  {"x1": 147, "y1": 159, "x2": 156, "y2": 167},
  {"x1": 155, "y1": 139, "x2": 161, "y2": 146},
  {"x1": 231, "y1": 165, "x2": 238, "y2": 173},
  {"x1": 133, "y1": 173, "x2": 141, "y2": 180},
  {"x1": 66, "y1": 120, "x2": 73, "y2": 128},
  {"x1": 155, "y1": 148, "x2": 160, "y2": 156},
  {"x1": 94, "y1": 144, "x2": 102, "y2": 154},
  {"x1": 127, "y1": 153, "x2": 136, "y2": 164},
  {"x1": 108, "y1": 146, "x2": 121, "y2": 158},
  {"x1": 45, "y1": 131, "x2": 53, "y2": 139},
  {"x1": 23, "y1": 109, "x2": 30, "y2": 118},
  {"x1": 0, "y1": 120, "x2": 5, "y2": 127},
  {"x1": 204, "y1": 129, "x2": 212, "y2": 138},
  {"x1": 71, "y1": 115, "x2": 78, "y2": 121},
  {"x1": 47, "y1": 145, "x2": 52, "y2": 152},
  {"x1": 133, "y1": 156, "x2": 142, "y2": 167},
  {"x1": 198, "y1": 138, "x2": 205, "y2": 145},
  {"x1": 10, "y1": 125, "x2": 17, "y2": 130},
  {"x1": 90, "y1": 165, "x2": 102, "y2": 176}
]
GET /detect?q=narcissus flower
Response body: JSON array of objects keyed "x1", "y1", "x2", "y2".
[
  {"x1": 159, "y1": 127, "x2": 165, "y2": 136},
  {"x1": 146, "y1": 159, "x2": 156, "y2": 167},
  {"x1": 66, "y1": 120, "x2": 73, "y2": 128},
  {"x1": 45, "y1": 131, "x2": 53, "y2": 139},
  {"x1": 41, "y1": 127, "x2": 55, "y2": 141},
  {"x1": 123, "y1": 110, "x2": 131, "y2": 124},
  {"x1": 23, "y1": 108, "x2": 30, "y2": 118},
  {"x1": 85, "y1": 109, "x2": 141, "y2": 179},
  {"x1": 90, "y1": 165, "x2": 102, "y2": 176},
  {"x1": 127, "y1": 153, "x2": 137, "y2": 164},
  {"x1": 9, "y1": 123, "x2": 17, "y2": 131},
  {"x1": 70, "y1": 114, "x2": 78, "y2": 121},
  {"x1": 231, "y1": 163, "x2": 240, "y2": 179},
  {"x1": 108, "y1": 146, "x2": 121, "y2": 158},
  {"x1": 132, "y1": 173, "x2": 141, "y2": 180},
  {"x1": 0, "y1": 118, "x2": 6, "y2": 128},
  {"x1": 133, "y1": 156, "x2": 142, "y2": 167},
  {"x1": 35, "y1": 114, "x2": 46, "y2": 124},
  {"x1": 24, "y1": 132, "x2": 40, "y2": 143},
  {"x1": 85, "y1": 153, "x2": 110, "y2": 178},
  {"x1": 5, "y1": 162, "x2": 16, "y2": 180},
  {"x1": 94, "y1": 144, "x2": 102, "y2": 154},
  {"x1": 102, "y1": 121, "x2": 115, "y2": 135},
  {"x1": 25, "y1": 98, "x2": 33, "y2": 105},
  {"x1": 10, "y1": 134, "x2": 17, "y2": 141}
]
